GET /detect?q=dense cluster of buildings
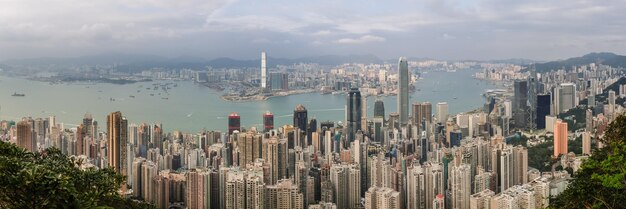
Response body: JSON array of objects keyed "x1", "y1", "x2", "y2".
[{"x1": 1, "y1": 57, "x2": 625, "y2": 209}]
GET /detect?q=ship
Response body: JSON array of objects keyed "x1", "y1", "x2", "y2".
[{"x1": 12, "y1": 92, "x2": 25, "y2": 97}]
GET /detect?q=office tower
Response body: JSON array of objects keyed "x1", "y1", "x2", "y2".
[
  {"x1": 555, "y1": 83, "x2": 576, "y2": 114},
  {"x1": 469, "y1": 189, "x2": 495, "y2": 209},
  {"x1": 228, "y1": 112, "x2": 241, "y2": 134},
  {"x1": 536, "y1": 94, "x2": 551, "y2": 129},
  {"x1": 433, "y1": 194, "x2": 445, "y2": 209},
  {"x1": 347, "y1": 88, "x2": 362, "y2": 142},
  {"x1": 450, "y1": 164, "x2": 471, "y2": 209},
  {"x1": 309, "y1": 118, "x2": 318, "y2": 146},
  {"x1": 398, "y1": 57, "x2": 409, "y2": 125},
  {"x1": 554, "y1": 119, "x2": 568, "y2": 157},
  {"x1": 261, "y1": 51, "x2": 267, "y2": 89},
  {"x1": 373, "y1": 117, "x2": 384, "y2": 142},
  {"x1": 374, "y1": 98, "x2": 385, "y2": 119},
  {"x1": 513, "y1": 80, "x2": 529, "y2": 129},
  {"x1": 436, "y1": 102, "x2": 448, "y2": 124},
  {"x1": 266, "y1": 179, "x2": 304, "y2": 209},
  {"x1": 264, "y1": 111, "x2": 274, "y2": 132},
  {"x1": 330, "y1": 164, "x2": 360, "y2": 209},
  {"x1": 107, "y1": 111, "x2": 128, "y2": 175},
  {"x1": 583, "y1": 131, "x2": 591, "y2": 155},
  {"x1": 16, "y1": 120, "x2": 35, "y2": 152},
  {"x1": 528, "y1": 68, "x2": 538, "y2": 130},
  {"x1": 294, "y1": 104, "x2": 308, "y2": 137}
]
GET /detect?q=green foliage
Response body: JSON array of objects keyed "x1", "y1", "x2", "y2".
[
  {"x1": 0, "y1": 141, "x2": 156, "y2": 209},
  {"x1": 528, "y1": 140, "x2": 554, "y2": 172},
  {"x1": 550, "y1": 115, "x2": 626, "y2": 209}
]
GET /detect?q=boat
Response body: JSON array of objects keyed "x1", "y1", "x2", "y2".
[
  {"x1": 162, "y1": 97, "x2": 168, "y2": 100},
  {"x1": 150, "y1": 94, "x2": 155, "y2": 96},
  {"x1": 453, "y1": 97, "x2": 457, "y2": 99},
  {"x1": 129, "y1": 95, "x2": 135, "y2": 98},
  {"x1": 187, "y1": 113, "x2": 193, "y2": 117},
  {"x1": 12, "y1": 92, "x2": 25, "y2": 97}
]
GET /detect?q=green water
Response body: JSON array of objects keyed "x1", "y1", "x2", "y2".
[{"x1": 0, "y1": 69, "x2": 499, "y2": 132}]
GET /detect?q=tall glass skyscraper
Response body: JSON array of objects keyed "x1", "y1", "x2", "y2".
[
  {"x1": 398, "y1": 57, "x2": 409, "y2": 125},
  {"x1": 347, "y1": 88, "x2": 362, "y2": 142}
]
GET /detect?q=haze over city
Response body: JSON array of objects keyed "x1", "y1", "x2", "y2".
[
  {"x1": 2, "y1": 0, "x2": 626, "y2": 60},
  {"x1": 2, "y1": 1, "x2": 626, "y2": 209}
]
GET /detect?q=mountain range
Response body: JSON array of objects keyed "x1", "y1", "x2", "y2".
[
  {"x1": 2, "y1": 52, "x2": 626, "y2": 72},
  {"x1": 532, "y1": 52, "x2": 626, "y2": 72}
]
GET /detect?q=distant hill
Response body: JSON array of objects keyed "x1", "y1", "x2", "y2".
[
  {"x1": 1, "y1": 53, "x2": 384, "y2": 71},
  {"x1": 533, "y1": 52, "x2": 626, "y2": 72}
]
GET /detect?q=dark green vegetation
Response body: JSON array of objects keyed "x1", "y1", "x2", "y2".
[
  {"x1": 0, "y1": 141, "x2": 155, "y2": 209},
  {"x1": 550, "y1": 115, "x2": 626, "y2": 208},
  {"x1": 533, "y1": 52, "x2": 626, "y2": 73},
  {"x1": 525, "y1": 135, "x2": 584, "y2": 172}
]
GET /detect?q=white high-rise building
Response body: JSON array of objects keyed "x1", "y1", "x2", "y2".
[
  {"x1": 261, "y1": 51, "x2": 267, "y2": 89},
  {"x1": 555, "y1": 83, "x2": 576, "y2": 114},
  {"x1": 437, "y1": 102, "x2": 449, "y2": 124}
]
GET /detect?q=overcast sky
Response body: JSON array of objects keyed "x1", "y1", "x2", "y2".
[{"x1": 1, "y1": 0, "x2": 625, "y2": 61}]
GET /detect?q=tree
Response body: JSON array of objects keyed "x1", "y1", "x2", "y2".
[
  {"x1": 0, "y1": 141, "x2": 156, "y2": 209},
  {"x1": 550, "y1": 115, "x2": 626, "y2": 209}
]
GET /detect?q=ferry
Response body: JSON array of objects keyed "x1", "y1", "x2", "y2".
[{"x1": 12, "y1": 92, "x2": 25, "y2": 97}]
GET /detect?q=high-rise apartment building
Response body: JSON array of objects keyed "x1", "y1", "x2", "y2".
[
  {"x1": 16, "y1": 120, "x2": 35, "y2": 152},
  {"x1": 554, "y1": 119, "x2": 568, "y2": 157},
  {"x1": 108, "y1": 111, "x2": 128, "y2": 174}
]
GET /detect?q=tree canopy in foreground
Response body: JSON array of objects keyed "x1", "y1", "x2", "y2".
[
  {"x1": 0, "y1": 141, "x2": 155, "y2": 209},
  {"x1": 550, "y1": 115, "x2": 626, "y2": 208}
]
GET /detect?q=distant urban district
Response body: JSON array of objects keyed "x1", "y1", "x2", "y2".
[{"x1": 1, "y1": 52, "x2": 626, "y2": 209}]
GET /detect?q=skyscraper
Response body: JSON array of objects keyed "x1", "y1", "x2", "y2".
[
  {"x1": 294, "y1": 104, "x2": 308, "y2": 137},
  {"x1": 347, "y1": 88, "x2": 362, "y2": 142},
  {"x1": 554, "y1": 119, "x2": 568, "y2": 157},
  {"x1": 266, "y1": 179, "x2": 304, "y2": 209},
  {"x1": 398, "y1": 57, "x2": 409, "y2": 125},
  {"x1": 228, "y1": 112, "x2": 241, "y2": 134},
  {"x1": 513, "y1": 80, "x2": 529, "y2": 129},
  {"x1": 555, "y1": 83, "x2": 576, "y2": 114},
  {"x1": 536, "y1": 94, "x2": 551, "y2": 130},
  {"x1": 528, "y1": 67, "x2": 538, "y2": 129},
  {"x1": 261, "y1": 51, "x2": 267, "y2": 89},
  {"x1": 264, "y1": 111, "x2": 274, "y2": 132},
  {"x1": 107, "y1": 111, "x2": 128, "y2": 174},
  {"x1": 373, "y1": 98, "x2": 385, "y2": 119},
  {"x1": 436, "y1": 102, "x2": 448, "y2": 124},
  {"x1": 16, "y1": 120, "x2": 35, "y2": 152}
]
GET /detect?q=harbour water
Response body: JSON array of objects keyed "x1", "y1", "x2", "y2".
[{"x1": 0, "y1": 69, "x2": 500, "y2": 132}]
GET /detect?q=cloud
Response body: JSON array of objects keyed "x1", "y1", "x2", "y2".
[
  {"x1": 442, "y1": 33, "x2": 456, "y2": 40},
  {"x1": 335, "y1": 35, "x2": 386, "y2": 44}
]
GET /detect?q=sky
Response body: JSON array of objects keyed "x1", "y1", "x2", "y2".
[{"x1": 1, "y1": 0, "x2": 625, "y2": 61}]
